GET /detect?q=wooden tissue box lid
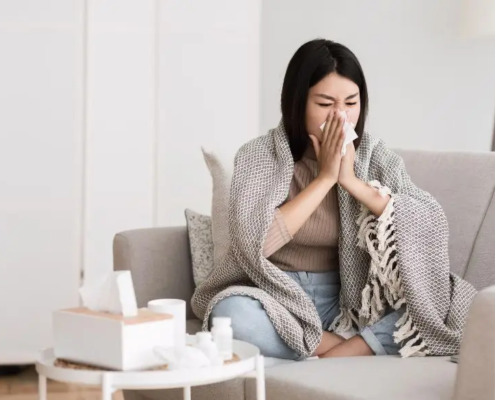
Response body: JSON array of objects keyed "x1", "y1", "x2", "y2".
[{"x1": 60, "y1": 307, "x2": 172, "y2": 325}]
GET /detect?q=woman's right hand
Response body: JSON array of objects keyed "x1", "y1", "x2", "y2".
[
  {"x1": 309, "y1": 110, "x2": 345, "y2": 184},
  {"x1": 276, "y1": 111, "x2": 344, "y2": 237}
]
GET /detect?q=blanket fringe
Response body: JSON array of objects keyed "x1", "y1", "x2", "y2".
[
  {"x1": 372, "y1": 279, "x2": 384, "y2": 314},
  {"x1": 394, "y1": 315, "x2": 416, "y2": 341},
  {"x1": 355, "y1": 181, "x2": 429, "y2": 358},
  {"x1": 329, "y1": 308, "x2": 359, "y2": 338},
  {"x1": 360, "y1": 284, "x2": 371, "y2": 319},
  {"x1": 400, "y1": 340, "x2": 429, "y2": 357},
  {"x1": 357, "y1": 215, "x2": 376, "y2": 249},
  {"x1": 393, "y1": 311, "x2": 430, "y2": 357}
]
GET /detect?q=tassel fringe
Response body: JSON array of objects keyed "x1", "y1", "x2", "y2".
[
  {"x1": 329, "y1": 309, "x2": 359, "y2": 338},
  {"x1": 353, "y1": 180, "x2": 429, "y2": 358}
]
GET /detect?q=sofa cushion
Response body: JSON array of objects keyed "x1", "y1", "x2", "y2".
[
  {"x1": 395, "y1": 150, "x2": 495, "y2": 287},
  {"x1": 201, "y1": 146, "x2": 235, "y2": 268},
  {"x1": 184, "y1": 209, "x2": 214, "y2": 287},
  {"x1": 246, "y1": 356, "x2": 457, "y2": 400}
]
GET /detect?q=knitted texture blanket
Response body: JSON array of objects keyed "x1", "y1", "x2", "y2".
[{"x1": 191, "y1": 122, "x2": 477, "y2": 357}]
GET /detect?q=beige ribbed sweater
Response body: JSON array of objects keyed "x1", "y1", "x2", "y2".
[{"x1": 262, "y1": 146, "x2": 340, "y2": 272}]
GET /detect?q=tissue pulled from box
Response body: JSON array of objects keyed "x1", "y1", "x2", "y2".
[
  {"x1": 319, "y1": 110, "x2": 358, "y2": 156},
  {"x1": 154, "y1": 345, "x2": 222, "y2": 370},
  {"x1": 79, "y1": 271, "x2": 138, "y2": 317}
]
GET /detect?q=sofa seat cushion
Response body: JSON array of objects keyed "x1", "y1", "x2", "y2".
[{"x1": 246, "y1": 356, "x2": 457, "y2": 400}]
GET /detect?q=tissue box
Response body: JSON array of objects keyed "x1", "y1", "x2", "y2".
[{"x1": 53, "y1": 307, "x2": 174, "y2": 371}]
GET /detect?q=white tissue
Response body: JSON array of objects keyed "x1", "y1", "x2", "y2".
[
  {"x1": 153, "y1": 332, "x2": 225, "y2": 370},
  {"x1": 154, "y1": 346, "x2": 212, "y2": 370},
  {"x1": 320, "y1": 110, "x2": 358, "y2": 156},
  {"x1": 194, "y1": 332, "x2": 224, "y2": 367},
  {"x1": 79, "y1": 271, "x2": 138, "y2": 317}
]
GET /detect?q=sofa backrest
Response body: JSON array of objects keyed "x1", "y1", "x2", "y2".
[{"x1": 395, "y1": 149, "x2": 495, "y2": 290}]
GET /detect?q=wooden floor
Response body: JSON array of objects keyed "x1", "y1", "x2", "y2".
[{"x1": 0, "y1": 366, "x2": 124, "y2": 400}]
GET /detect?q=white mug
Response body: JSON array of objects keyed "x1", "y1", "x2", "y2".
[{"x1": 148, "y1": 299, "x2": 186, "y2": 348}]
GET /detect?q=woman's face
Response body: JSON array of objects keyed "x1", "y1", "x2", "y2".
[{"x1": 306, "y1": 72, "x2": 361, "y2": 141}]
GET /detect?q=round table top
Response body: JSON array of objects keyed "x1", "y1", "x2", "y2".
[{"x1": 35, "y1": 340, "x2": 260, "y2": 390}]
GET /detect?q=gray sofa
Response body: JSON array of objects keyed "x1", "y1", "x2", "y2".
[{"x1": 114, "y1": 149, "x2": 495, "y2": 400}]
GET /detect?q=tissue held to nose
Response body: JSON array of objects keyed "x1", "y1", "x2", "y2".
[{"x1": 319, "y1": 110, "x2": 358, "y2": 156}]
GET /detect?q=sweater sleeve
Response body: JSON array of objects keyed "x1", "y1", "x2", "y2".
[{"x1": 262, "y1": 208, "x2": 293, "y2": 258}]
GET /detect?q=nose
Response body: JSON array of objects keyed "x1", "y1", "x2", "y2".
[{"x1": 334, "y1": 108, "x2": 349, "y2": 119}]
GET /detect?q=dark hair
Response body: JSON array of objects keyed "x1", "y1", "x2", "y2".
[{"x1": 281, "y1": 39, "x2": 369, "y2": 161}]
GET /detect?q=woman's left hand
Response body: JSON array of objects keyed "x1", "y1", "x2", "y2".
[
  {"x1": 338, "y1": 142, "x2": 356, "y2": 189},
  {"x1": 338, "y1": 142, "x2": 390, "y2": 216}
]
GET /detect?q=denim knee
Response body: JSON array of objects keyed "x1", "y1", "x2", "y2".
[
  {"x1": 210, "y1": 295, "x2": 301, "y2": 360},
  {"x1": 360, "y1": 307, "x2": 406, "y2": 356},
  {"x1": 210, "y1": 295, "x2": 253, "y2": 331}
]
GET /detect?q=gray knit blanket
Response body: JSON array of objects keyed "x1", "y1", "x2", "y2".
[{"x1": 191, "y1": 121, "x2": 477, "y2": 357}]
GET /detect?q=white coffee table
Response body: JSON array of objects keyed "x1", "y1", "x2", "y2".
[{"x1": 35, "y1": 340, "x2": 265, "y2": 400}]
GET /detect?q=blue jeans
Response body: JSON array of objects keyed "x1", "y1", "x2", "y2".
[{"x1": 210, "y1": 271, "x2": 405, "y2": 360}]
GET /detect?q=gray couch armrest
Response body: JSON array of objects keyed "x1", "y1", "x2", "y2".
[
  {"x1": 453, "y1": 285, "x2": 495, "y2": 400},
  {"x1": 113, "y1": 226, "x2": 195, "y2": 319}
]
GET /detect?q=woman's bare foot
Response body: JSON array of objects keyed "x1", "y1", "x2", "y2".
[
  {"x1": 312, "y1": 331, "x2": 345, "y2": 356},
  {"x1": 319, "y1": 335, "x2": 374, "y2": 358}
]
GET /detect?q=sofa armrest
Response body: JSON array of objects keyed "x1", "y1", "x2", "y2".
[
  {"x1": 453, "y1": 285, "x2": 495, "y2": 400},
  {"x1": 113, "y1": 226, "x2": 195, "y2": 319}
]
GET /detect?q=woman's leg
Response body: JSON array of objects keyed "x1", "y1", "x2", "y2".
[
  {"x1": 298, "y1": 271, "x2": 344, "y2": 355},
  {"x1": 319, "y1": 335, "x2": 374, "y2": 357},
  {"x1": 313, "y1": 331, "x2": 345, "y2": 356},
  {"x1": 320, "y1": 307, "x2": 406, "y2": 358},
  {"x1": 210, "y1": 295, "x2": 302, "y2": 360}
]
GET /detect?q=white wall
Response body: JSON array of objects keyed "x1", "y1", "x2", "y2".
[
  {"x1": 0, "y1": 0, "x2": 261, "y2": 364},
  {"x1": 157, "y1": 0, "x2": 261, "y2": 226},
  {"x1": 83, "y1": 0, "x2": 156, "y2": 284},
  {"x1": 0, "y1": 0, "x2": 83, "y2": 363},
  {"x1": 85, "y1": 0, "x2": 261, "y2": 277},
  {"x1": 261, "y1": 0, "x2": 495, "y2": 152}
]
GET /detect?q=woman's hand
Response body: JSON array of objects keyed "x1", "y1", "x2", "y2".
[
  {"x1": 276, "y1": 111, "x2": 344, "y2": 237},
  {"x1": 338, "y1": 141, "x2": 356, "y2": 188},
  {"x1": 338, "y1": 142, "x2": 390, "y2": 217},
  {"x1": 309, "y1": 110, "x2": 345, "y2": 185}
]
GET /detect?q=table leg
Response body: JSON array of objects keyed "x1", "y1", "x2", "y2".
[
  {"x1": 38, "y1": 374, "x2": 47, "y2": 400},
  {"x1": 183, "y1": 386, "x2": 191, "y2": 400},
  {"x1": 101, "y1": 374, "x2": 113, "y2": 400},
  {"x1": 256, "y1": 355, "x2": 265, "y2": 400}
]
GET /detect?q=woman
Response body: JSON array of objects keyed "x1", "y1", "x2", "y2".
[{"x1": 192, "y1": 39, "x2": 476, "y2": 360}]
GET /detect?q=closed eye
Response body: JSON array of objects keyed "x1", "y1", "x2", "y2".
[
  {"x1": 318, "y1": 103, "x2": 332, "y2": 107},
  {"x1": 346, "y1": 102, "x2": 357, "y2": 106}
]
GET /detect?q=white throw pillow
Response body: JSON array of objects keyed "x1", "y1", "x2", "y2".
[{"x1": 201, "y1": 146, "x2": 235, "y2": 268}]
